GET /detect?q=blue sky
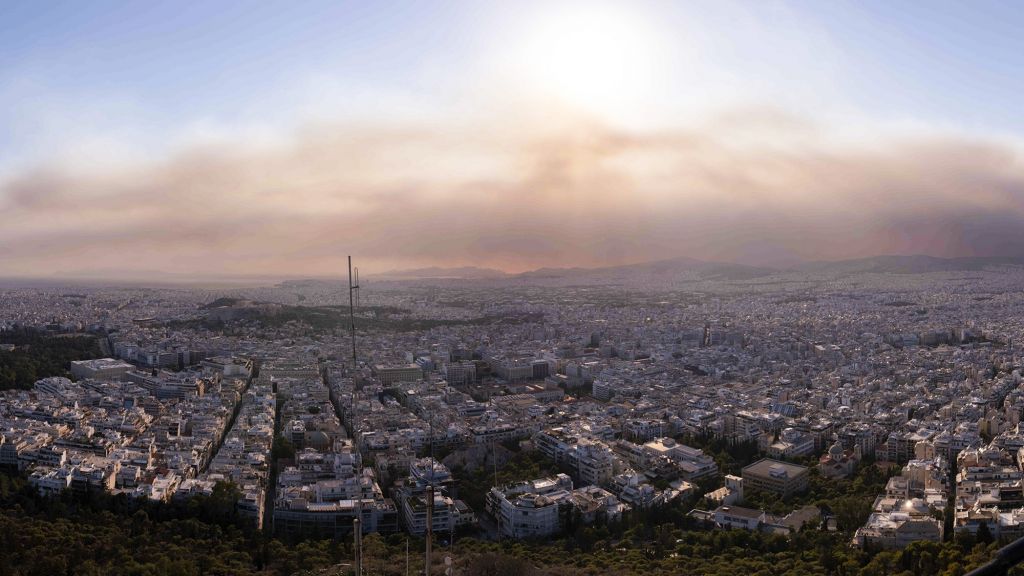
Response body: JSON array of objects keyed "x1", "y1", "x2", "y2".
[
  {"x1": 798, "y1": 0, "x2": 1024, "y2": 130},
  {"x1": 4, "y1": 0, "x2": 1024, "y2": 161},
  {"x1": 2, "y1": 0, "x2": 1024, "y2": 276},
  {"x1": 0, "y1": 1, "x2": 480, "y2": 167}
]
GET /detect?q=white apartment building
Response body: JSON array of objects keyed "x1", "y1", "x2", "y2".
[
  {"x1": 535, "y1": 428, "x2": 617, "y2": 486},
  {"x1": 486, "y1": 474, "x2": 573, "y2": 539},
  {"x1": 642, "y1": 437, "x2": 719, "y2": 481}
]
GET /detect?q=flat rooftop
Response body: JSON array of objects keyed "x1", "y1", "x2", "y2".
[
  {"x1": 71, "y1": 358, "x2": 133, "y2": 369},
  {"x1": 742, "y1": 458, "x2": 809, "y2": 479},
  {"x1": 718, "y1": 506, "x2": 764, "y2": 519}
]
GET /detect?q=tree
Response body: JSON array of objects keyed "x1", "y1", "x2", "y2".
[
  {"x1": 272, "y1": 436, "x2": 296, "y2": 461},
  {"x1": 976, "y1": 521, "x2": 994, "y2": 545},
  {"x1": 0, "y1": 328, "x2": 103, "y2": 390},
  {"x1": 208, "y1": 480, "x2": 242, "y2": 521},
  {"x1": 463, "y1": 552, "x2": 537, "y2": 576}
]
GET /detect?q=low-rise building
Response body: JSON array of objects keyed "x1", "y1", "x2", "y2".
[
  {"x1": 854, "y1": 498, "x2": 944, "y2": 549},
  {"x1": 70, "y1": 358, "x2": 133, "y2": 381},
  {"x1": 742, "y1": 459, "x2": 809, "y2": 497}
]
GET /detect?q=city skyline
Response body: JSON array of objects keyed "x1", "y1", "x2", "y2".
[
  {"x1": 3, "y1": 0, "x2": 1024, "y2": 278},
  {"x1": 5, "y1": 4, "x2": 1024, "y2": 572}
]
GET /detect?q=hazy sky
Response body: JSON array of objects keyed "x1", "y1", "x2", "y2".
[{"x1": 2, "y1": 0, "x2": 1024, "y2": 278}]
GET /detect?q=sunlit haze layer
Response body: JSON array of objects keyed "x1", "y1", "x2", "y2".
[{"x1": 2, "y1": 0, "x2": 1024, "y2": 279}]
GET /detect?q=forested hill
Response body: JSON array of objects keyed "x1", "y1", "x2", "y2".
[
  {"x1": 0, "y1": 469, "x2": 1008, "y2": 576},
  {"x1": 0, "y1": 327, "x2": 104, "y2": 390}
]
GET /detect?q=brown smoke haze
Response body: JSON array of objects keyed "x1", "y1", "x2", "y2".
[{"x1": 2, "y1": 107, "x2": 1023, "y2": 279}]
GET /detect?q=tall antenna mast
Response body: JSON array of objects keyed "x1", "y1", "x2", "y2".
[
  {"x1": 350, "y1": 255, "x2": 362, "y2": 475},
  {"x1": 348, "y1": 256, "x2": 359, "y2": 368}
]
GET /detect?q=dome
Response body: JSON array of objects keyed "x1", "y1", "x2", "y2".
[{"x1": 305, "y1": 431, "x2": 330, "y2": 450}]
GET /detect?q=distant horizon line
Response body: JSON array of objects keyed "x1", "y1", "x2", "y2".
[{"x1": 2, "y1": 252, "x2": 1023, "y2": 287}]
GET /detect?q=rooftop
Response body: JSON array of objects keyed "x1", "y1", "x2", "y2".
[{"x1": 742, "y1": 458, "x2": 809, "y2": 479}]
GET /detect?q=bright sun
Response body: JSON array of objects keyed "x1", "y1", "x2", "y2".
[{"x1": 513, "y1": 3, "x2": 665, "y2": 121}]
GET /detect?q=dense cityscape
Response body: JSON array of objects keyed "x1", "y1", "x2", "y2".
[
  {"x1": 2, "y1": 256, "x2": 1024, "y2": 574},
  {"x1": 5, "y1": 1, "x2": 1024, "y2": 574}
]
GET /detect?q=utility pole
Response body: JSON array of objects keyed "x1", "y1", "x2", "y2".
[
  {"x1": 425, "y1": 485, "x2": 433, "y2": 576},
  {"x1": 353, "y1": 516, "x2": 362, "y2": 576},
  {"x1": 493, "y1": 439, "x2": 501, "y2": 543}
]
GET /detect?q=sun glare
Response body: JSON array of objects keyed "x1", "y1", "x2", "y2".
[{"x1": 512, "y1": 4, "x2": 666, "y2": 122}]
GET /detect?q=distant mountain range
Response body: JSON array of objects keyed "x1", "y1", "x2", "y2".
[
  {"x1": 370, "y1": 266, "x2": 510, "y2": 280},
  {"x1": 370, "y1": 254, "x2": 1024, "y2": 282},
  {"x1": 512, "y1": 256, "x2": 777, "y2": 281},
  {"x1": 16, "y1": 254, "x2": 1022, "y2": 288},
  {"x1": 797, "y1": 254, "x2": 1024, "y2": 274},
  {"x1": 367, "y1": 257, "x2": 774, "y2": 282}
]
